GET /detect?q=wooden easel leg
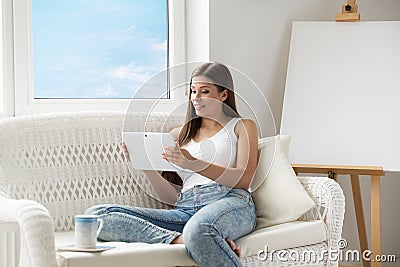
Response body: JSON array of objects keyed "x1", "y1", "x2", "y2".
[
  {"x1": 371, "y1": 176, "x2": 382, "y2": 267},
  {"x1": 350, "y1": 174, "x2": 370, "y2": 267}
]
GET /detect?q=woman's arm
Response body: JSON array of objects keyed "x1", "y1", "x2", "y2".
[
  {"x1": 164, "y1": 119, "x2": 259, "y2": 189},
  {"x1": 142, "y1": 170, "x2": 179, "y2": 205}
]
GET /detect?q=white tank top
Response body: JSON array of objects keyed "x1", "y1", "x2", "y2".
[{"x1": 177, "y1": 117, "x2": 240, "y2": 192}]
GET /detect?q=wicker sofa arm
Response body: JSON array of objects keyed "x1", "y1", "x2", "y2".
[
  {"x1": 298, "y1": 176, "x2": 345, "y2": 254},
  {"x1": 0, "y1": 197, "x2": 57, "y2": 267}
]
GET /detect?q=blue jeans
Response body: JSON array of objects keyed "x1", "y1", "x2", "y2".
[{"x1": 85, "y1": 183, "x2": 256, "y2": 267}]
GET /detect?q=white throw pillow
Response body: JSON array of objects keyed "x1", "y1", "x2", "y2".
[{"x1": 251, "y1": 135, "x2": 315, "y2": 230}]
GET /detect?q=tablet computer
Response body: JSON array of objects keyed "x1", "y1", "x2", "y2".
[{"x1": 122, "y1": 132, "x2": 182, "y2": 171}]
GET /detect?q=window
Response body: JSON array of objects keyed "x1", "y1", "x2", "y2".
[
  {"x1": 32, "y1": 0, "x2": 168, "y2": 99},
  {"x1": 6, "y1": 0, "x2": 186, "y2": 116}
]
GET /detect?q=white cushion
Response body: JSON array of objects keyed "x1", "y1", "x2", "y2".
[
  {"x1": 236, "y1": 220, "x2": 327, "y2": 258},
  {"x1": 55, "y1": 232, "x2": 196, "y2": 267},
  {"x1": 55, "y1": 220, "x2": 326, "y2": 267},
  {"x1": 251, "y1": 135, "x2": 315, "y2": 229}
]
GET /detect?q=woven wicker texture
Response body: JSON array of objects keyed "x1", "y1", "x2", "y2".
[
  {"x1": 299, "y1": 176, "x2": 345, "y2": 266},
  {"x1": 0, "y1": 112, "x2": 184, "y2": 231}
]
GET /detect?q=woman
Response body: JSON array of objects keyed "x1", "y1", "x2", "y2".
[{"x1": 86, "y1": 62, "x2": 259, "y2": 267}]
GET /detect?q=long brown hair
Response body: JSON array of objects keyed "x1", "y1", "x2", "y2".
[
  {"x1": 178, "y1": 62, "x2": 240, "y2": 146},
  {"x1": 162, "y1": 62, "x2": 240, "y2": 186}
]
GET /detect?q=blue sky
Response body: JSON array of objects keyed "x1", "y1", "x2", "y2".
[{"x1": 32, "y1": 0, "x2": 167, "y2": 98}]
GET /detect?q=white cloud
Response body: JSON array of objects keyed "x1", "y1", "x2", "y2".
[
  {"x1": 95, "y1": 84, "x2": 119, "y2": 98},
  {"x1": 123, "y1": 25, "x2": 136, "y2": 33},
  {"x1": 110, "y1": 61, "x2": 151, "y2": 83},
  {"x1": 152, "y1": 39, "x2": 167, "y2": 51}
]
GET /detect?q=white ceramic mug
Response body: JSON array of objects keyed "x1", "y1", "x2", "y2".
[{"x1": 74, "y1": 215, "x2": 104, "y2": 249}]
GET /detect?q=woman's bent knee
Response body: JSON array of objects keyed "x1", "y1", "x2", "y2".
[
  {"x1": 182, "y1": 221, "x2": 216, "y2": 250},
  {"x1": 84, "y1": 204, "x2": 108, "y2": 215}
]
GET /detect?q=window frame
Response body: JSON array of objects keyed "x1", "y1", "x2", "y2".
[
  {"x1": 6, "y1": 0, "x2": 187, "y2": 116},
  {"x1": 1, "y1": 0, "x2": 15, "y2": 117}
]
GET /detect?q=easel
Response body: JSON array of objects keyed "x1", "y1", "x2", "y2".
[
  {"x1": 335, "y1": 0, "x2": 361, "y2": 22},
  {"x1": 292, "y1": 164, "x2": 384, "y2": 267}
]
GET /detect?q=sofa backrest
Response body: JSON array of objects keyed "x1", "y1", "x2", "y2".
[{"x1": 0, "y1": 112, "x2": 185, "y2": 231}]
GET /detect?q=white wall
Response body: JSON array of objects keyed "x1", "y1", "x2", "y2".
[
  {"x1": 0, "y1": 2, "x2": 3, "y2": 116},
  {"x1": 208, "y1": 0, "x2": 400, "y2": 265},
  {"x1": 186, "y1": 0, "x2": 209, "y2": 63}
]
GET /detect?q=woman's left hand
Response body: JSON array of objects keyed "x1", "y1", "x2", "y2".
[{"x1": 162, "y1": 143, "x2": 195, "y2": 169}]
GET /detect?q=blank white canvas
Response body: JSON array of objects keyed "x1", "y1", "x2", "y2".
[{"x1": 281, "y1": 21, "x2": 400, "y2": 172}]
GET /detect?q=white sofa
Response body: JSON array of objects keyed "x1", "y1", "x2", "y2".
[{"x1": 0, "y1": 112, "x2": 345, "y2": 267}]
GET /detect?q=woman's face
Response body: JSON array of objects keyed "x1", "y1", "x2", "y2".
[{"x1": 190, "y1": 76, "x2": 228, "y2": 117}]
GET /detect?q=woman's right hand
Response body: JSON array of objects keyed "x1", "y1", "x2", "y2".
[{"x1": 121, "y1": 142, "x2": 131, "y2": 162}]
